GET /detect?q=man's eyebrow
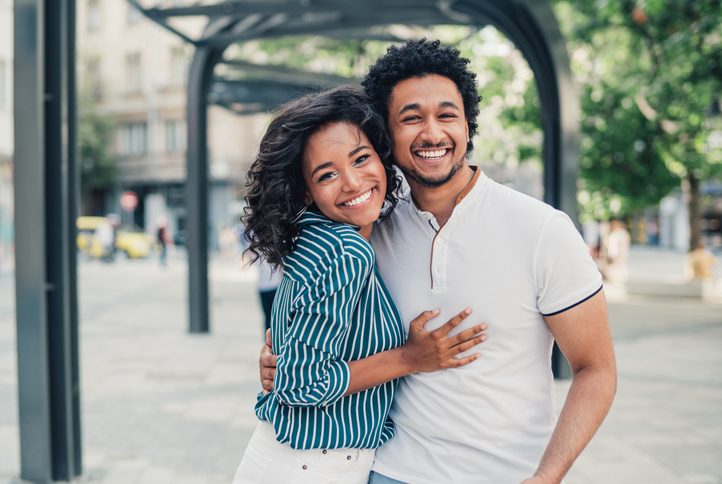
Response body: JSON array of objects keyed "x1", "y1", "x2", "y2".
[
  {"x1": 398, "y1": 103, "x2": 421, "y2": 115},
  {"x1": 310, "y1": 161, "x2": 333, "y2": 177},
  {"x1": 398, "y1": 101, "x2": 461, "y2": 115},
  {"x1": 348, "y1": 145, "x2": 370, "y2": 158},
  {"x1": 440, "y1": 101, "x2": 461, "y2": 110}
]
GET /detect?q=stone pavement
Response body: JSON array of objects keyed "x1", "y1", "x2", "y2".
[{"x1": 0, "y1": 247, "x2": 720, "y2": 484}]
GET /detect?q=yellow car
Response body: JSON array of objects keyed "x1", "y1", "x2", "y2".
[{"x1": 77, "y1": 216, "x2": 159, "y2": 259}]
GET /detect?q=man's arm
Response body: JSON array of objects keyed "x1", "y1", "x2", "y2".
[
  {"x1": 260, "y1": 329, "x2": 276, "y2": 395},
  {"x1": 522, "y1": 289, "x2": 617, "y2": 484}
]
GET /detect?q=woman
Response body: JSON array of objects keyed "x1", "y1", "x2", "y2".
[{"x1": 234, "y1": 86, "x2": 487, "y2": 483}]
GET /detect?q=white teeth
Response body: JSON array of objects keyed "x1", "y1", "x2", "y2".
[
  {"x1": 343, "y1": 189, "x2": 373, "y2": 207},
  {"x1": 416, "y1": 149, "x2": 448, "y2": 159}
]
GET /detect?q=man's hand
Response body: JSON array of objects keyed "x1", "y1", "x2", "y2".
[
  {"x1": 260, "y1": 329, "x2": 277, "y2": 394},
  {"x1": 402, "y1": 308, "x2": 488, "y2": 372}
]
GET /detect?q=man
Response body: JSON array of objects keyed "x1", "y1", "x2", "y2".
[{"x1": 261, "y1": 39, "x2": 616, "y2": 484}]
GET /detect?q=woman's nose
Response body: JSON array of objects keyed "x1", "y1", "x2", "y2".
[{"x1": 342, "y1": 171, "x2": 361, "y2": 191}]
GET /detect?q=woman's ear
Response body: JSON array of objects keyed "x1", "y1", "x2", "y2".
[{"x1": 304, "y1": 192, "x2": 313, "y2": 206}]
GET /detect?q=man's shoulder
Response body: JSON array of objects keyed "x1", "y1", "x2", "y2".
[{"x1": 481, "y1": 178, "x2": 556, "y2": 219}]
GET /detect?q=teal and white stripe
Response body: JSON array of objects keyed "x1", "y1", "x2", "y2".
[{"x1": 255, "y1": 211, "x2": 405, "y2": 450}]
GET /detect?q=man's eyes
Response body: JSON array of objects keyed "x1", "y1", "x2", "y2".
[{"x1": 401, "y1": 113, "x2": 457, "y2": 122}]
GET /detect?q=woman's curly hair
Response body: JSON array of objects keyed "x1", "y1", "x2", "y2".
[
  {"x1": 242, "y1": 86, "x2": 402, "y2": 269},
  {"x1": 361, "y1": 39, "x2": 481, "y2": 156}
]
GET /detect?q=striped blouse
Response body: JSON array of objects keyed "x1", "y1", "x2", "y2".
[{"x1": 255, "y1": 211, "x2": 405, "y2": 450}]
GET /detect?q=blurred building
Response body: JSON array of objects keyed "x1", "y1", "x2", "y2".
[
  {"x1": 0, "y1": 0, "x2": 13, "y2": 274},
  {"x1": 76, "y1": 0, "x2": 268, "y2": 247}
]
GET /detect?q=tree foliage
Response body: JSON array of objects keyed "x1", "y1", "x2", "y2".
[
  {"x1": 555, "y1": 0, "x2": 722, "y2": 243},
  {"x1": 78, "y1": 93, "x2": 116, "y2": 192}
]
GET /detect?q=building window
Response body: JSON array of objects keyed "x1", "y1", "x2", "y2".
[
  {"x1": 0, "y1": 60, "x2": 6, "y2": 109},
  {"x1": 126, "y1": 53, "x2": 142, "y2": 93},
  {"x1": 119, "y1": 122, "x2": 148, "y2": 155},
  {"x1": 88, "y1": 0, "x2": 101, "y2": 31},
  {"x1": 170, "y1": 47, "x2": 189, "y2": 87},
  {"x1": 86, "y1": 59, "x2": 102, "y2": 101},
  {"x1": 165, "y1": 119, "x2": 186, "y2": 152},
  {"x1": 128, "y1": 5, "x2": 142, "y2": 24}
]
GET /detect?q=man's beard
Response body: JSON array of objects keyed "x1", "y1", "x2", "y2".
[{"x1": 397, "y1": 152, "x2": 466, "y2": 188}]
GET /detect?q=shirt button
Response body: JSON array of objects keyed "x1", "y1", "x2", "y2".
[
  {"x1": 347, "y1": 455, "x2": 352, "y2": 460},
  {"x1": 437, "y1": 238, "x2": 443, "y2": 244},
  {"x1": 302, "y1": 465, "x2": 307, "y2": 470},
  {"x1": 435, "y1": 267, "x2": 441, "y2": 273}
]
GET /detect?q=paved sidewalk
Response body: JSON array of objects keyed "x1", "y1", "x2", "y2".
[{"x1": 0, "y1": 248, "x2": 721, "y2": 483}]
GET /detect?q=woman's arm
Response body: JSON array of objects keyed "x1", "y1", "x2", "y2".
[
  {"x1": 343, "y1": 308, "x2": 487, "y2": 397},
  {"x1": 261, "y1": 310, "x2": 488, "y2": 398}
]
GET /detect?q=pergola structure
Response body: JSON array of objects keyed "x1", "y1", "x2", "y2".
[
  {"x1": 13, "y1": 0, "x2": 578, "y2": 482},
  {"x1": 128, "y1": 0, "x2": 580, "y2": 336}
]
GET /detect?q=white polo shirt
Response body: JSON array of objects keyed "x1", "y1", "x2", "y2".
[{"x1": 370, "y1": 168, "x2": 602, "y2": 484}]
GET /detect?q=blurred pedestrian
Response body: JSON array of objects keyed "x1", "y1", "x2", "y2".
[
  {"x1": 255, "y1": 257, "x2": 282, "y2": 334},
  {"x1": 605, "y1": 218, "x2": 631, "y2": 283},
  {"x1": 686, "y1": 242, "x2": 716, "y2": 279},
  {"x1": 156, "y1": 216, "x2": 172, "y2": 266},
  {"x1": 96, "y1": 216, "x2": 115, "y2": 263}
]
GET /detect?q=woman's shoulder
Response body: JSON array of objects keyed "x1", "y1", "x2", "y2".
[{"x1": 286, "y1": 212, "x2": 374, "y2": 274}]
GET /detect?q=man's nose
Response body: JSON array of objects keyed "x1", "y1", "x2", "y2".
[{"x1": 420, "y1": 118, "x2": 444, "y2": 144}]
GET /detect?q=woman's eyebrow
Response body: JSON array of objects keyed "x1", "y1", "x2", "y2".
[
  {"x1": 310, "y1": 162, "x2": 333, "y2": 177},
  {"x1": 348, "y1": 145, "x2": 370, "y2": 157}
]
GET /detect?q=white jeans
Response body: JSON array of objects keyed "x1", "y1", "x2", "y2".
[{"x1": 233, "y1": 421, "x2": 375, "y2": 484}]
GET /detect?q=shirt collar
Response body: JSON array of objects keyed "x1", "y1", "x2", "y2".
[{"x1": 297, "y1": 210, "x2": 361, "y2": 231}]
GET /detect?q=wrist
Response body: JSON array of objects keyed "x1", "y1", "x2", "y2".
[
  {"x1": 532, "y1": 468, "x2": 561, "y2": 484},
  {"x1": 392, "y1": 345, "x2": 417, "y2": 377}
]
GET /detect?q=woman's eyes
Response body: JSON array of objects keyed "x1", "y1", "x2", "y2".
[
  {"x1": 314, "y1": 154, "x2": 371, "y2": 182},
  {"x1": 317, "y1": 172, "x2": 337, "y2": 182},
  {"x1": 353, "y1": 154, "x2": 370, "y2": 166}
]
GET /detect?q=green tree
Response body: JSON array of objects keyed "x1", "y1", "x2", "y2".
[
  {"x1": 555, "y1": 0, "x2": 722, "y2": 247},
  {"x1": 78, "y1": 93, "x2": 116, "y2": 214}
]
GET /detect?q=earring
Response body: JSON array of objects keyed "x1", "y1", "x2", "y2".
[{"x1": 290, "y1": 204, "x2": 309, "y2": 223}]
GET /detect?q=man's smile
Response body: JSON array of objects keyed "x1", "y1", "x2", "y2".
[{"x1": 414, "y1": 148, "x2": 452, "y2": 161}]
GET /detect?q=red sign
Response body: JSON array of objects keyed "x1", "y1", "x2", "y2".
[{"x1": 120, "y1": 191, "x2": 138, "y2": 211}]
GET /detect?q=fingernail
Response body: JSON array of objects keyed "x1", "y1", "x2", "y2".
[
  {"x1": 464, "y1": 308, "x2": 472, "y2": 315},
  {"x1": 433, "y1": 309, "x2": 440, "y2": 314}
]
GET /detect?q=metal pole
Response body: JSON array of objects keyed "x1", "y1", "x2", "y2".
[
  {"x1": 14, "y1": 2, "x2": 53, "y2": 480},
  {"x1": 186, "y1": 46, "x2": 223, "y2": 333},
  {"x1": 14, "y1": 0, "x2": 81, "y2": 481}
]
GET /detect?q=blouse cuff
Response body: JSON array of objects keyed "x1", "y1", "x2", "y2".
[{"x1": 319, "y1": 360, "x2": 351, "y2": 406}]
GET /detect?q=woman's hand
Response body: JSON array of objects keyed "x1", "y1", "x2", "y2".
[{"x1": 401, "y1": 308, "x2": 487, "y2": 373}]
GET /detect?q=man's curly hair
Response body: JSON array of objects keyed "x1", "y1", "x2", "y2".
[
  {"x1": 362, "y1": 39, "x2": 481, "y2": 156},
  {"x1": 242, "y1": 86, "x2": 401, "y2": 269}
]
